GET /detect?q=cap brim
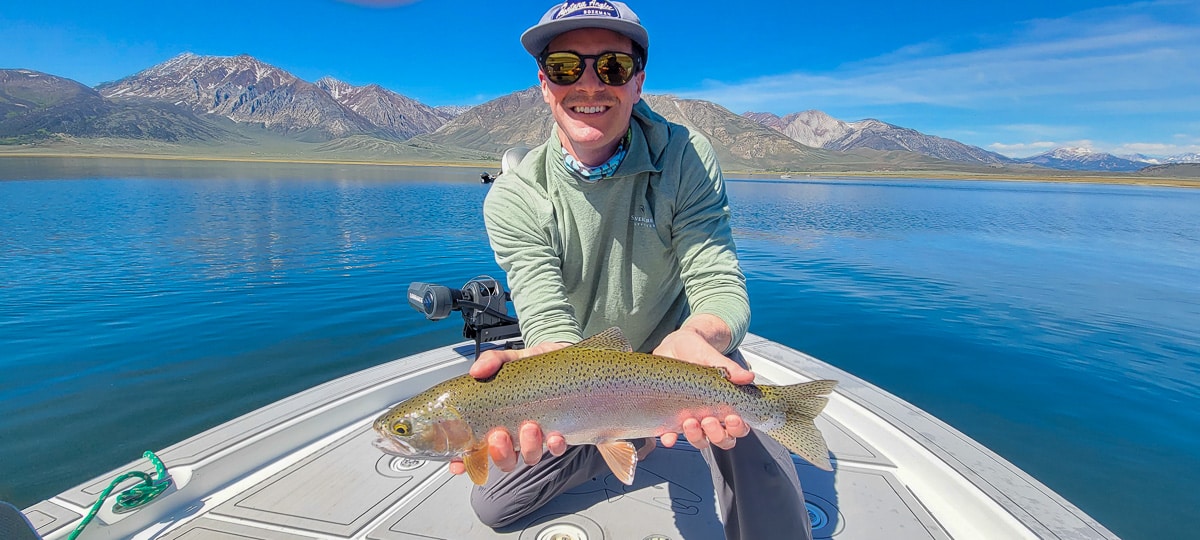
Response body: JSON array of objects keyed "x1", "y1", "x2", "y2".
[{"x1": 521, "y1": 18, "x2": 649, "y2": 57}]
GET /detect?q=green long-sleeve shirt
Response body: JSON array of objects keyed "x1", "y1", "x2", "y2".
[{"x1": 482, "y1": 100, "x2": 749, "y2": 354}]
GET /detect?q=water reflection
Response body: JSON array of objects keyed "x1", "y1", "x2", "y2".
[
  {"x1": 727, "y1": 177, "x2": 1200, "y2": 539},
  {"x1": 0, "y1": 156, "x2": 485, "y2": 183},
  {"x1": 1, "y1": 167, "x2": 1198, "y2": 539}
]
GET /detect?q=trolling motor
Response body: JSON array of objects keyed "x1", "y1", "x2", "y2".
[
  {"x1": 407, "y1": 277, "x2": 522, "y2": 357},
  {"x1": 478, "y1": 147, "x2": 531, "y2": 184}
]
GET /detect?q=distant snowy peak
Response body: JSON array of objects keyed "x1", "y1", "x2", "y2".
[
  {"x1": 316, "y1": 77, "x2": 452, "y2": 139},
  {"x1": 95, "y1": 53, "x2": 450, "y2": 141},
  {"x1": 743, "y1": 110, "x2": 849, "y2": 149},
  {"x1": 316, "y1": 76, "x2": 355, "y2": 100},
  {"x1": 1167, "y1": 152, "x2": 1200, "y2": 163},
  {"x1": 434, "y1": 105, "x2": 473, "y2": 118},
  {"x1": 1046, "y1": 146, "x2": 1096, "y2": 159},
  {"x1": 94, "y1": 52, "x2": 372, "y2": 139},
  {"x1": 1121, "y1": 153, "x2": 1163, "y2": 164},
  {"x1": 1070, "y1": 149, "x2": 1200, "y2": 165},
  {"x1": 1019, "y1": 147, "x2": 1144, "y2": 172},
  {"x1": 102, "y1": 53, "x2": 299, "y2": 103},
  {"x1": 744, "y1": 109, "x2": 1196, "y2": 171},
  {"x1": 743, "y1": 111, "x2": 1010, "y2": 165},
  {"x1": 1119, "y1": 152, "x2": 1200, "y2": 164}
]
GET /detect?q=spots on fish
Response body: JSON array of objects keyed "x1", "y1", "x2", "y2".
[{"x1": 375, "y1": 327, "x2": 838, "y2": 471}]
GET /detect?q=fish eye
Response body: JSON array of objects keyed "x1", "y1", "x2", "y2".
[{"x1": 391, "y1": 420, "x2": 412, "y2": 437}]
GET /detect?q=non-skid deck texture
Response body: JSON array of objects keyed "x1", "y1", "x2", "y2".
[
  {"x1": 157, "y1": 423, "x2": 945, "y2": 540},
  {"x1": 27, "y1": 335, "x2": 1114, "y2": 539}
]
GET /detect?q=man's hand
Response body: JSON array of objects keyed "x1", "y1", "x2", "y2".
[
  {"x1": 653, "y1": 316, "x2": 754, "y2": 451},
  {"x1": 447, "y1": 341, "x2": 571, "y2": 477}
]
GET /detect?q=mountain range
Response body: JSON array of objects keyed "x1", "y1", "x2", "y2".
[
  {"x1": 2, "y1": 53, "x2": 1197, "y2": 175},
  {"x1": 743, "y1": 110, "x2": 1014, "y2": 166},
  {"x1": 1017, "y1": 147, "x2": 1144, "y2": 172}
]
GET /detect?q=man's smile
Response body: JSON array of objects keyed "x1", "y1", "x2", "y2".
[{"x1": 570, "y1": 105, "x2": 611, "y2": 114}]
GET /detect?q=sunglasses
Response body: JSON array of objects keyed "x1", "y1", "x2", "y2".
[{"x1": 538, "y1": 51, "x2": 643, "y2": 87}]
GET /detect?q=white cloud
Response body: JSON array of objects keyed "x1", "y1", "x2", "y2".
[
  {"x1": 684, "y1": 6, "x2": 1198, "y2": 111},
  {"x1": 988, "y1": 141, "x2": 1059, "y2": 157},
  {"x1": 670, "y1": 1, "x2": 1200, "y2": 154},
  {"x1": 995, "y1": 123, "x2": 1088, "y2": 140},
  {"x1": 1111, "y1": 141, "x2": 1200, "y2": 156}
]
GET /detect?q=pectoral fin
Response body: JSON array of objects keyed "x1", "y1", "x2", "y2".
[
  {"x1": 464, "y1": 449, "x2": 490, "y2": 485},
  {"x1": 596, "y1": 440, "x2": 639, "y2": 485}
]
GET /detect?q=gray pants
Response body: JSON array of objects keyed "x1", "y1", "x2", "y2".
[{"x1": 470, "y1": 429, "x2": 814, "y2": 539}]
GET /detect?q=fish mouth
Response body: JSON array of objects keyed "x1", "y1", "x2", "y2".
[
  {"x1": 373, "y1": 437, "x2": 414, "y2": 457},
  {"x1": 373, "y1": 437, "x2": 458, "y2": 461}
]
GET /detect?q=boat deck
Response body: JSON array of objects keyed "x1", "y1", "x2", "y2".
[{"x1": 22, "y1": 334, "x2": 1118, "y2": 539}]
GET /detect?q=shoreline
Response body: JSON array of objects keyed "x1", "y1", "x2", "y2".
[
  {"x1": 2, "y1": 151, "x2": 1197, "y2": 188},
  {"x1": 0, "y1": 150, "x2": 497, "y2": 169},
  {"x1": 732, "y1": 170, "x2": 1200, "y2": 188}
]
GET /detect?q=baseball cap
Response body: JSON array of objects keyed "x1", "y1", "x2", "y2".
[{"x1": 521, "y1": 1, "x2": 649, "y2": 58}]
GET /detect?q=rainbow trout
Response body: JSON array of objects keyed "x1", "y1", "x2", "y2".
[{"x1": 373, "y1": 327, "x2": 837, "y2": 485}]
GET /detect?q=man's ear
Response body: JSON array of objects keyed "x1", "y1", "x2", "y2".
[
  {"x1": 539, "y1": 70, "x2": 553, "y2": 104},
  {"x1": 634, "y1": 71, "x2": 645, "y2": 97}
]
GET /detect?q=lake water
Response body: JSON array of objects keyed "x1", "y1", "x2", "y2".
[{"x1": 2, "y1": 158, "x2": 1198, "y2": 539}]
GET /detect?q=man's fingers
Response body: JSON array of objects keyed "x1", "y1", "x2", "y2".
[
  {"x1": 546, "y1": 433, "x2": 568, "y2": 456},
  {"x1": 469, "y1": 342, "x2": 570, "y2": 380},
  {"x1": 724, "y1": 414, "x2": 750, "y2": 438},
  {"x1": 681, "y1": 418, "x2": 708, "y2": 449},
  {"x1": 702, "y1": 416, "x2": 736, "y2": 450},
  {"x1": 449, "y1": 459, "x2": 465, "y2": 476},
  {"x1": 718, "y1": 361, "x2": 755, "y2": 385},
  {"x1": 488, "y1": 430, "x2": 517, "y2": 472},
  {"x1": 519, "y1": 422, "x2": 544, "y2": 465},
  {"x1": 470, "y1": 349, "x2": 516, "y2": 379},
  {"x1": 674, "y1": 413, "x2": 750, "y2": 451}
]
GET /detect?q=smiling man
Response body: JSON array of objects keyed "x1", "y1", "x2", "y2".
[
  {"x1": 538, "y1": 26, "x2": 642, "y2": 166},
  {"x1": 462, "y1": 2, "x2": 816, "y2": 539}
]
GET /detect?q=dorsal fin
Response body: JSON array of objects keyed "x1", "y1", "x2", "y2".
[{"x1": 571, "y1": 327, "x2": 633, "y2": 352}]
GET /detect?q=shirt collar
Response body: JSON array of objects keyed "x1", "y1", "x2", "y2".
[{"x1": 561, "y1": 128, "x2": 632, "y2": 183}]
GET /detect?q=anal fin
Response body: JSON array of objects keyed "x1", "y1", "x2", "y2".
[{"x1": 596, "y1": 440, "x2": 639, "y2": 485}]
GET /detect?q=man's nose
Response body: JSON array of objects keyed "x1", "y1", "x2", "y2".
[{"x1": 574, "y1": 60, "x2": 606, "y2": 91}]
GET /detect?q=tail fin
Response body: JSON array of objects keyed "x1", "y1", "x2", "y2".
[{"x1": 765, "y1": 379, "x2": 838, "y2": 471}]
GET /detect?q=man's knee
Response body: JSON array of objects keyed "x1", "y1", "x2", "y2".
[
  {"x1": 468, "y1": 446, "x2": 606, "y2": 529},
  {"x1": 470, "y1": 485, "x2": 526, "y2": 528}
]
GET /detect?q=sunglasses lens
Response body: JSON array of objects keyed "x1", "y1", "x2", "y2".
[
  {"x1": 542, "y1": 52, "x2": 585, "y2": 85},
  {"x1": 541, "y1": 52, "x2": 640, "y2": 86},
  {"x1": 596, "y1": 53, "x2": 637, "y2": 86}
]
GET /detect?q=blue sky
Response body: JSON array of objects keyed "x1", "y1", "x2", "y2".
[{"x1": 1, "y1": 0, "x2": 1197, "y2": 157}]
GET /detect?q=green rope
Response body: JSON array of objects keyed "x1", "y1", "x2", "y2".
[{"x1": 66, "y1": 451, "x2": 171, "y2": 540}]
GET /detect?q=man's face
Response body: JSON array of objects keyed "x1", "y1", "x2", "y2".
[{"x1": 539, "y1": 28, "x2": 645, "y2": 165}]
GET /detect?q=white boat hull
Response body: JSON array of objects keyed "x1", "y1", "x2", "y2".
[{"x1": 23, "y1": 334, "x2": 1118, "y2": 539}]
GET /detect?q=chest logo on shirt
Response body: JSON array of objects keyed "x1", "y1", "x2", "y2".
[
  {"x1": 630, "y1": 214, "x2": 656, "y2": 228},
  {"x1": 631, "y1": 204, "x2": 655, "y2": 228}
]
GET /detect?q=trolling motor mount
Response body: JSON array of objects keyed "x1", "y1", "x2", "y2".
[{"x1": 407, "y1": 277, "x2": 522, "y2": 356}]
